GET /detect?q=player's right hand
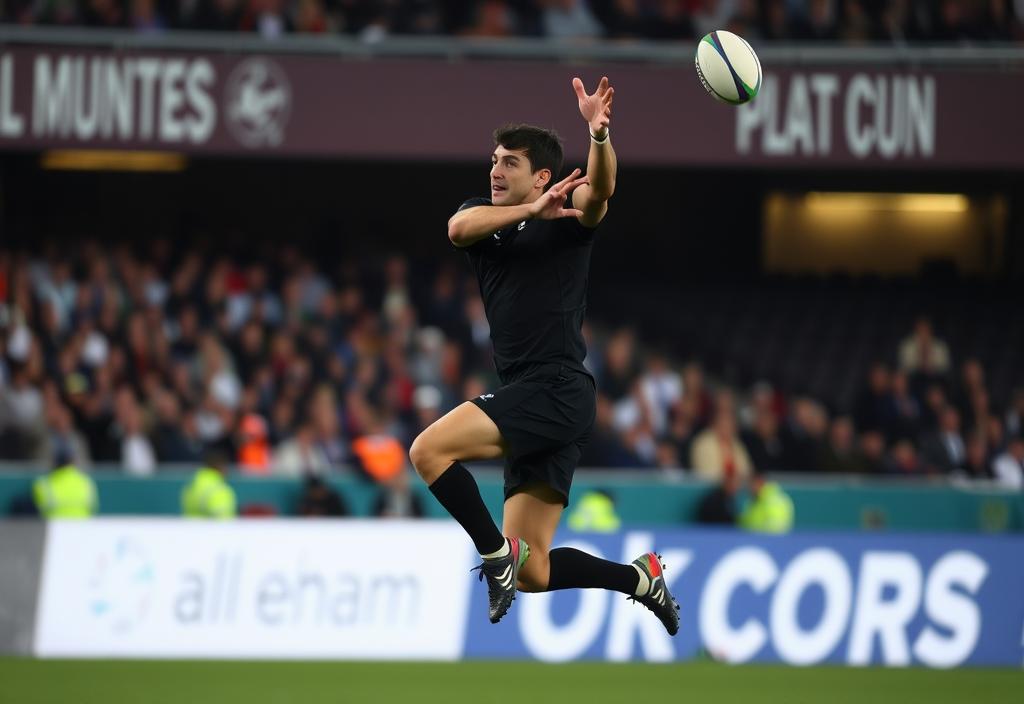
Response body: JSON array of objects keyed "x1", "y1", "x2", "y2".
[
  {"x1": 528, "y1": 169, "x2": 589, "y2": 220},
  {"x1": 573, "y1": 76, "x2": 613, "y2": 137}
]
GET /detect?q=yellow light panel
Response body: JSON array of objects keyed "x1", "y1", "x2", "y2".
[
  {"x1": 40, "y1": 150, "x2": 188, "y2": 172},
  {"x1": 804, "y1": 192, "x2": 969, "y2": 214}
]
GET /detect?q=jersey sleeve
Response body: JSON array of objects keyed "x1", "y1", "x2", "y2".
[
  {"x1": 457, "y1": 196, "x2": 492, "y2": 212},
  {"x1": 453, "y1": 197, "x2": 494, "y2": 252},
  {"x1": 559, "y1": 213, "x2": 599, "y2": 242}
]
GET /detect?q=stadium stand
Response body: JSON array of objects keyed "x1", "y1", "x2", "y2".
[
  {"x1": 1, "y1": 1, "x2": 1022, "y2": 44},
  {"x1": 2, "y1": 242, "x2": 1020, "y2": 487},
  {"x1": 596, "y1": 275, "x2": 1024, "y2": 413}
]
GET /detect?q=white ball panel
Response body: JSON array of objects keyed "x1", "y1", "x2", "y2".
[
  {"x1": 716, "y1": 30, "x2": 760, "y2": 90},
  {"x1": 696, "y1": 40, "x2": 739, "y2": 103}
]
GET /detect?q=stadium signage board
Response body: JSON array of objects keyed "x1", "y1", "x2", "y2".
[
  {"x1": 736, "y1": 73, "x2": 936, "y2": 160},
  {"x1": 0, "y1": 46, "x2": 1022, "y2": 168},
  {"x1": 32, "y1": 521, "x2": 1023, "y2": 665},
  {"x1": 465, "y1": 530, "x2": 1024, "y2": 667},
  {"x1": 34, "y1": 519, "x2": 473, "y2": 659}
]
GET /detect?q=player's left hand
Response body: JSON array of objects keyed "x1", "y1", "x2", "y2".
[
  {"x1": 573, "y1": 76, "x2": 613, "y2": 137},
  {"x1": 527, "y1": 168, "x2": 589, "y2": 221}
]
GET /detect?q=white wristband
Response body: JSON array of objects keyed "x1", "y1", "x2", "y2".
[{"x1": 590, "y1": 128, "x2": 609, "y2": 144}]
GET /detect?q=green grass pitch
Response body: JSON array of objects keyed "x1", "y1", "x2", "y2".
[{"x1": 1, "y1": 659, "x2": 1020, "y2": 704}]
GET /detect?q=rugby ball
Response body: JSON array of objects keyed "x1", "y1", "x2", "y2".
[{"x1": 695, "y1": 30, "x2": 762, "y2": 105}]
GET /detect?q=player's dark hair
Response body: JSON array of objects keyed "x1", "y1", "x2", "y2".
[{"x1": 493, "y1": 124, "x2": 564, "y2": 191}]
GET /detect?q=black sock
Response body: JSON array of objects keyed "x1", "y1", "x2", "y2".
[
  {"x1": 546, "y1": 547, "x2": 640, "y2": 595},
  {"x1": 428, "y1": 462, "x2": 505, "y2": 556}
]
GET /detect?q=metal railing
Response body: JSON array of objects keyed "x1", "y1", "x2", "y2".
[
  {"x1": 0, "y1": 461, "x2": 1013, "y2": 490},
  {"x1": 2, "y1": 25, "x2": 1024, "y2": 66}
]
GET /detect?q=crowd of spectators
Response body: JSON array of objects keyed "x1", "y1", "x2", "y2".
[
  {"x1": 584, "y1": 320, "x2": 1024, "y2": 490},
  {"x1": 1, "y1": 242, "x2": 1022, "y2": 493},
  {"x1": 2, "y1": 1, "x2": 1022, "y2": 43}
]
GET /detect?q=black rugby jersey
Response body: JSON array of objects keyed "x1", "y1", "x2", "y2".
[{"x1": 457, "y1": 197, "x2": 597, "y2": 384}]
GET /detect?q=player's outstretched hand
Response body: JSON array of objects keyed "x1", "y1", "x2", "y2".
[
  {"x1": 528, "y1": 168, "x2": 589, "y2": 220},
  {"x1": 573, "y1": 76, "x2": 614, "y2": 136}
]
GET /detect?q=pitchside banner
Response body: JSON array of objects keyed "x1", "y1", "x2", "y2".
[
  {"x1": 34, "y1": 521, "x2": 1024, "y2": 665},
  {"x1": 35, "y1": 519, "x2": 474, "y2": 659},
  {"x1": 465, "y1": 530, "x2": 1024, "y2": 667},
  {"x1": 0, "y1": 46, "x2": 1022, "y2": 167}
]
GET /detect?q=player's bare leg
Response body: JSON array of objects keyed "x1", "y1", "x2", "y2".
[
  {"x1": 409, "y1": 401, "x2": 505, "y2": 482},
  {"x1": 410, "y1": 402, "x2": 529, "y2": 623},
  {"x1": 504, "y1": 480, "x2": 680, "y2": 635},
  {"x1": 502, "y1": 483, "x2": 565, "y2": 592}
]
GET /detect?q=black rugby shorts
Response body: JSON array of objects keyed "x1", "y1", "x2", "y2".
[{"x1": 470, "y1": 364, "x2": 596, "y2": 506}]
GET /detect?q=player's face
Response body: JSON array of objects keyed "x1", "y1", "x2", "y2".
[{"x1": 490, "y1": 146, "x2": 548, "y2": 205}]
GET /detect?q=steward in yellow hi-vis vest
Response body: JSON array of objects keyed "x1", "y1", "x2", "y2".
[
  {"x1": 739, "y1": 477, "x2": 794, "y2": 534},
  {"x1": 182, "y1": 452, "x2": 237, "y2": 519},
  {"x1": 567, "y1": 490, "x2": 622, "y2": 533},
  {"x1": 33, "y1": 463, "x2": 98, "y2": 519}
]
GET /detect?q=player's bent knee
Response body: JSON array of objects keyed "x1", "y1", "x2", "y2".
[{"x1": 408, "y1": 434, "x2": 439, "y2": 483}]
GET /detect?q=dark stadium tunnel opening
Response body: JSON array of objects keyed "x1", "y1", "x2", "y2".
[
  {"x1": 1, "y1": 154, "x2": 767, "y2": 278},
  {"x1": 3, "y1": 154, "x2": 1019, "y2": 276}
]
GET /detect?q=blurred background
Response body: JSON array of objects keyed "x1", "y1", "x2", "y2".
[{"x1": 1, "y1": 0, "x2": 1024, "y2": 688}]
